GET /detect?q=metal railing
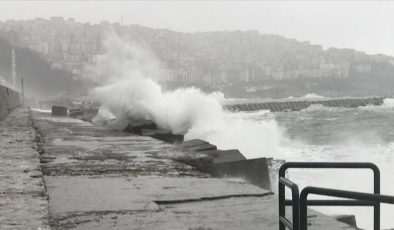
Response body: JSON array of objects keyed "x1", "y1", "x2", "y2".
[
  {"x1": 300, "y1": 186, "x2": 394, "y2": 230},
  {"x1": 279, "y1": 162, "x2": 381, "y2": 230},
  {"x1": 279, "y1": 177, "x2": 300, "y2": 230}
]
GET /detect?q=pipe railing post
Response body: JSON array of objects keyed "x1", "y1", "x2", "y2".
[{"x1": 278, "y1": 162, "x2": 381, "y2": 230}]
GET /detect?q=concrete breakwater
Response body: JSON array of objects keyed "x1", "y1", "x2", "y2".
[
  {"x1": 0, "y1": 85, "x2": 20, "y2": 121},
  {"x1": 225, "y1": 97, "x2": 385, "y2": 112},
  {"x1": 52, "y1": 106, "x2": 273, "y2": 190},
  {"x1": 122, "y1": 119, "x2": 272, "y2": 190},
  {"x1": 28, "y1": 107, "x2": 355, "y2": 229}
]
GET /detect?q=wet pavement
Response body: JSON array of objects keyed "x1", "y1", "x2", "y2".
[{"x1": 0, "y1": 108, "x2": 50, "y2": 229}]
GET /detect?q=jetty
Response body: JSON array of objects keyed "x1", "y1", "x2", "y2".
[
  {"x1": 0, "y1": 85, "x2": 359, "y2": 229},
  {"x1": 225, "y1": 97, "x2": 385, "y2": 112}
]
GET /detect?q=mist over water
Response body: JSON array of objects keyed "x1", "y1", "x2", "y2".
[{"x1": 88, "y1": 33, "x2": 394, "y2": 230}]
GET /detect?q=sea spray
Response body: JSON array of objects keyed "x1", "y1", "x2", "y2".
[{"x1": 86, "y1": 32, "x2": 290, "y2": 158}]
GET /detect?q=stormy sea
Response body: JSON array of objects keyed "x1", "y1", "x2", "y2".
[{"x1": 223, "y1": 96, "x2": 394, "y2": 230}]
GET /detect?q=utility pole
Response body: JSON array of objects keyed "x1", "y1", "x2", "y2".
[
  {"x1": 21, "y1": 78, "x2": 24, "y2": 106},
  {"x1": 11, "y1": 49, "x2": 16, "y2": 90}
]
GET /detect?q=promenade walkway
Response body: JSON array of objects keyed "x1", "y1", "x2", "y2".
[
  {"x1": 0, "y1": 108, "x2": 355, "y2": 230},
  {"x1": 0, "y1": 108, "x2": 50, "y2": 229}
]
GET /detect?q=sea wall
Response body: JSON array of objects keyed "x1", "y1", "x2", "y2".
[
  {"x1": 122, "y1": 121, "x2": 272, "y2": 190},
  {"x1": 225, "y1": 97, "x2": 385, "y2": 112},
  {"x1": 0, "y1": 85, "x2": 21, "y2": 121}
]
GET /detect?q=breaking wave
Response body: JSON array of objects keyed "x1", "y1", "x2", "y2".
[
  {"x1": 301, "y1": 104, "x2": 331, "y2": 112},
  {"x1": 86, "y1": 32, "x2": 290, "y2": 159},
  {"x1": 382, "y1": 98, "x2": 394, "y2": 107},
  {"x1": 288, "y1": 93, "x2": 329, "y2": 100}
]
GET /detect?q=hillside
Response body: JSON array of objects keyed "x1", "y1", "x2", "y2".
[
  {"x1": 2, "y1": 18, "x2": 394, "y2": 98},
  {"x1": 0, "y1": 38, "x2": 83, "y2": 99}
]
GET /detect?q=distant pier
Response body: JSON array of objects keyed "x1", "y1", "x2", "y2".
[{"x1": 224, "y1": 97, "x2": 385, "y2": 112}]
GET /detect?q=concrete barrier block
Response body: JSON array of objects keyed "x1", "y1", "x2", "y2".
[
  {"x1": 301, "y1": 101, "x2": 310, "y2": 108},
  {"x1": 153, "y1": 133, "x2": 184, "y2": 144},
  {"x1": 141, "y1": 128, "x2": 184, "y2": 144},
  {"x1": 283, "y1": 102, "x2": 291, "y2": 110},
  {"x1": 69, "y1": 108, "x2": 84, "y2": 118},
  {"x1": 123, "y1": 120, "x2": 157, "y2": 135},
  {"x1": 276, "y1": 103, "x2": 284, "y2": 111},
  {"x1": 270, "y1": 104, "x2": 278, "y2": 112},
  {"x1": 334, "y1": 215, "x2": 358, "y2": 229},
  {"x1": 331, "y1": 100, "x2": 340, "y2": 107},
  {"x1": 251, "y1": 104, "x2": 258, "y2": 111},
  {"x1": 179, "y1": 139, "x2": 210, "y2": 147},
  {"x1": 51, "y1": 106, "x2": 68, "y2": 116},
  {"x1": 178, "y1": 139, "x2": 217, "y2": 152},
  {"x1": 201, "y1": 149, "x2": 246, "y2": 164},
  {"x1": 259, "y1": 103, "x2": 267, "y2": 110},
  {"x1": 198, "y1": 157, "x2": 271, "y2": 190},
  {"x1": 190, "y1": 144, "x2": 217, "y2": 152}
]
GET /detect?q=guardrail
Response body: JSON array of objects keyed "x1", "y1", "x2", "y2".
[
  {"x1": 279, "y1": 177, "x2": 300, "y2": 230},
  {"x1": 300, "y1": 186, "x2": 394, "y2": 230},
  {"x1": 278, "y1": 162, "x2": 382, "y2": 230}
]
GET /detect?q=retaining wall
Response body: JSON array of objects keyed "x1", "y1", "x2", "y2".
[{"x1": 0, "y1": 85, "x2": 21, "y2": 121}]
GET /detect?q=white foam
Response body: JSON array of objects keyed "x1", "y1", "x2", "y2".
[
  {"x1": 31, "y1": 108, "x2": 51, "y2": 113},
  {"x1": 288, "y1": 93, "x2": 329, "y2": 100},
  {"x1": 382, "y1": 98, "x2": 394, "y2": 107},
  {"x1": 86, "y1": 32, "x2": 289, "y2": 159}
]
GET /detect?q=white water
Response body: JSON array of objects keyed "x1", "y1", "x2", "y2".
[
  {"x1": 278, "y1": 142, "x2": 394, "y2": 230},
  {"x1": 88, "y1": 33, "x2": 394, "y2": 229},
  {"x1": 31, "y1": 108, "x2": 51, "y2": 113},
  {"x1": 87, "y1": 33, "x2": 289, "y2": 158},
  {"x1": 288, "y1": 93, "x2": 329, "y2": 100}
]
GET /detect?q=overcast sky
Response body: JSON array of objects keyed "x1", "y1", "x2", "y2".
[{"x1": 1, "y1": 1, "x2": 394, "y2": 56}]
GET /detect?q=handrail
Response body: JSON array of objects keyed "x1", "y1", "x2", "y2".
[
  {"x1": 278, "y1": 162, "x2": 381, "y2": 230},
  {"x1": 279, "y1": 177, "x2": 300, "y2": 230},
  {"x1": 300, "y1": 186, "x2": 394, "y2": 230}
]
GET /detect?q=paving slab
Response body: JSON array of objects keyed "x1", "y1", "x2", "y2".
[
  {"x1": 30, "y1": 110, "x2": 356, "y2": 230},
  {"x1": 45, "y1": 175, "x2": 270, "y2": 216},
  {"x1": 0, "y1": 108, "x2": 50, "y2": 230},
  {"x1": 32, "y1": 113, "x2": 207, "y2": 178},
  {"x1": 49, "y1": 196, "x2": 355, "y2": 230}
]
